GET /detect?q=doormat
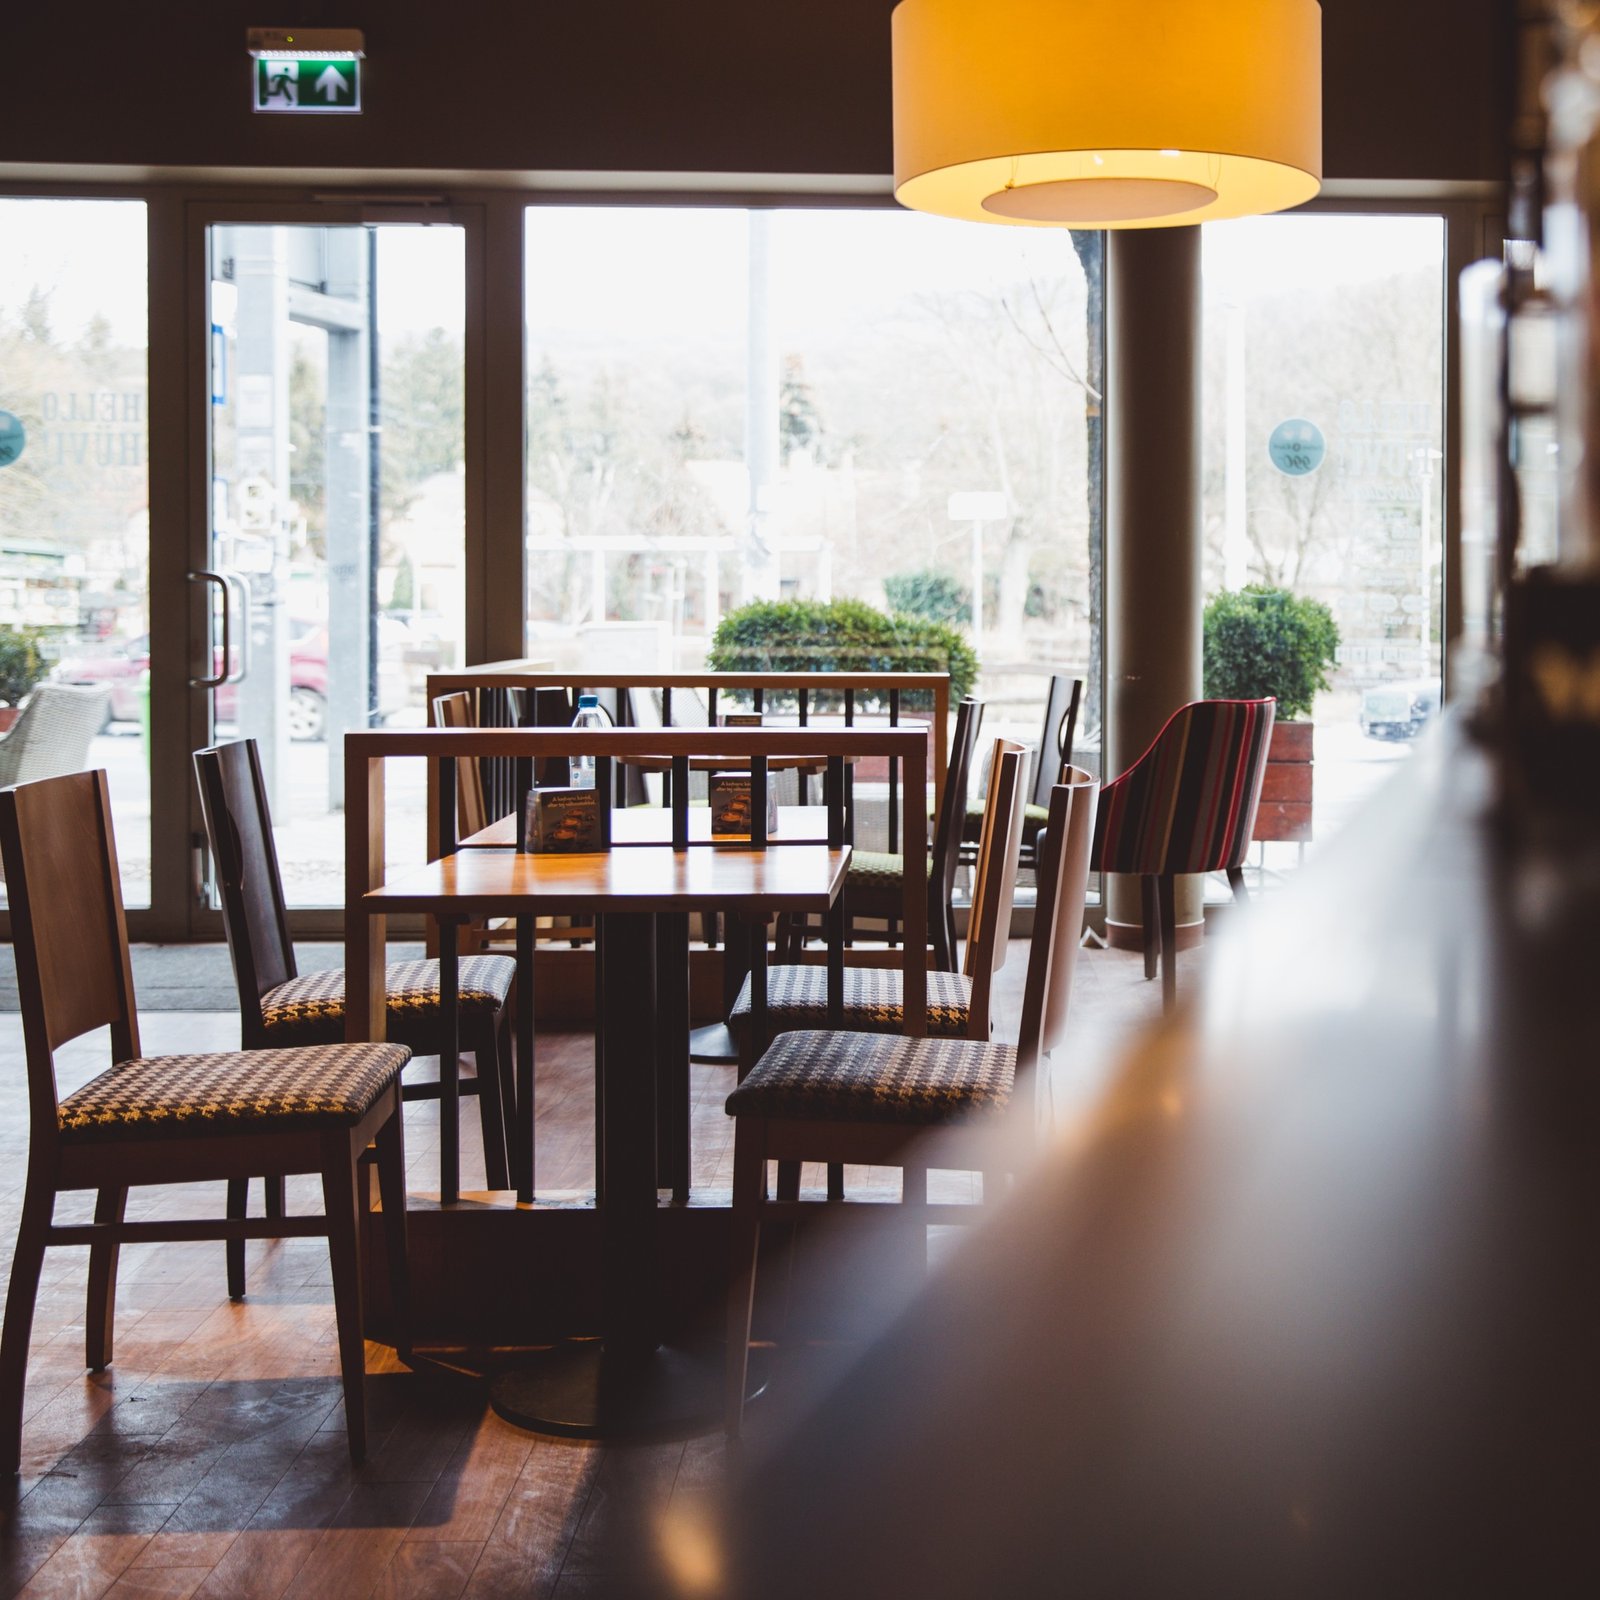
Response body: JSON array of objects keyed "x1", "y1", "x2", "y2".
[{"x1": 0, "y1": 942, "x2": 425, "y2": 1013}]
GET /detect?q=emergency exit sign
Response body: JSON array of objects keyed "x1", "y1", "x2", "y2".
[
  {"x1": 254, "y1": 56, "x2": 361, "y2": 113},
  {"x1": 247, "y1": 28, "x2": 365, "y2": 114}
]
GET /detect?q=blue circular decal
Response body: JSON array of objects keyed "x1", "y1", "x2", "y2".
[
  {"x1": 1268, "y1": 418, "x2": 1325, "y2": 477},
  {"x1": 0, "y1": 411, "x2": 25, "y2": 469}
]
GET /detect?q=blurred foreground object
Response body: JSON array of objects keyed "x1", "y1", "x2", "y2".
[{"x1": 727, "y1": 720, "x2": 1598, "y2": 1596}]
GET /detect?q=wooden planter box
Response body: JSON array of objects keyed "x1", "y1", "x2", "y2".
[{"x1": 1255, "y1": 719, "x2": 1313, "y2": 842}]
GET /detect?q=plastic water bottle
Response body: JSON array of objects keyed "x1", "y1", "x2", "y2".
[{"x1": 569, "y1": 694, "x2": 608, "y2": 789}]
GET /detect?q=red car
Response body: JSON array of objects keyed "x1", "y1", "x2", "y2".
[{"x1": 55, "y1": 629, "x2": 341, "y2": 741}]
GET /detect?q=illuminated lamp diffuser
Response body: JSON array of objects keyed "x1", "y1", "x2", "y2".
[{"x1": 892, "y1": 0, "x2": 1322, "y2": 229}]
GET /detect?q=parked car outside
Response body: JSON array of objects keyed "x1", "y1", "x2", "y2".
[
  {"x1": 53, "y1": 623, "x2": 408, "y2": 740},
  {"x1": 1358, "y1": 679, "x2": 1439, "y2": 742}
]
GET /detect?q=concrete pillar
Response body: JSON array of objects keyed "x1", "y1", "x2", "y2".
[{"x1": 1105, "y1": 227, "x2": 1204, "y2": 947}]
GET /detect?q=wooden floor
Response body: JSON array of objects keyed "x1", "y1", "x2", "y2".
[{"x1": 0, "y1": 940, "x2": 1188, "y2": 1599}]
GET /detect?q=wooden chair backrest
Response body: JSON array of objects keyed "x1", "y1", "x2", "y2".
[
  {"x1": 1031, "y1": 675, "x2": 1083, "y2": 810},
  {"x1": 962, "y1": 740, "x2": 1027, "y2": 1038},
  {"x1": 431, "y1": 691, "x2": 488, "y2": 839},
  {"x1": 0, "y1": 770, "x2": 139, "y2": 1139},
  {"x1": 194, "y1": 740, "x2": 297, "y2": 1032},
  {"x1": 932, "y1": 697, "x2": 984, "y2": 905},
  {"x1": 1016, "y1": 767, "x2": 1100, "y2": 1090}
]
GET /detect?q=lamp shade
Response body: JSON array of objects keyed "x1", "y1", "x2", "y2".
[{"x1": 892, "y1": 0, "x2": 1322, "y2": 229}]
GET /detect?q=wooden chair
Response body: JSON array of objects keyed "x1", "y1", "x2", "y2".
[
  {"x1": 432, "y1": 689, "x2": 490, "y2": 840},
  {"x1": 842, "y1": 695, "x2": 984, "y2": 969},
  {"x1": 723, "y1": 766, "x2": 1099, "y2": 1436},
  {"x1": 432, "y1": 690, "x2": 596, "y2": 948},
  {"x1": 727, "y1": 740, "x2": 1028, "y2": 1058},
  {"x1": 1091, "y1": 697, "x2": 1276, "y2": 1012},
  {"x1": 961, "y1": 674, "x2": 1082, "y2": 871},
  {"x1": 195, "y1": 740, "x2": 516, "y2": 1256},
  {"x1": 0, "y1": 770, "x2": 411, "y2": 1469}
]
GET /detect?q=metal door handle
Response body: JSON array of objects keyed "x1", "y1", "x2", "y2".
[
  {"x1": 221, "y1": 572, "x2": 251, "y2": 685},
  {"x1": 187, "y1": 570, "x2": 229, "y2": 689}
]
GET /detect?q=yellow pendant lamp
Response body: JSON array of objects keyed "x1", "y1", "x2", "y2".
[{"x1": 892, "y1": 0, "x2": 1322, "y2": 229}]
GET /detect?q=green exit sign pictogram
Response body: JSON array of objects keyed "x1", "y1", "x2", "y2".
[{"x1": 254, "y1": 57, "x2": 361, "y2": 114}]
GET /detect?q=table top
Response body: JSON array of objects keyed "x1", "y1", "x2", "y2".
[
  {"x1": 459, "y1": 805, "x2": 832, "y2": 849},
  {"x1": 366, "y1": 841, "x2": 851, "y2": 914}
]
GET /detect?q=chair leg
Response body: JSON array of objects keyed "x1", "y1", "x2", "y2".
[
  {"x1": 225, "y1": 1178, "x2": 248, "y2": 1300},
  {"x1": 320, "y1": 1128, "x2": 371, "y2": 1466},
  {"x1": 826, "y1": 1162, "x2": 845, "y2": 1202},
  {"x1": 264, "y1": 1176, "x2": 285, "y2": 1220},
  {"x1": 1227, "y1": 866, "x2": 1249, "y2": 907},
  {"x1": 1157, "y1": 874, "x2": 1178, "y2": 1015},
  {"x1": 0, "y1": 1171, "x2": 53, "y2": 1473},
  {"x1": 374, "y1": 1092, "x2": 412, "y2": 1365},
  {"x1": 776, "y1": 1161, "x2": 801, "y2": 1203},
  {"x1": 474, "y1": 1016, "x2": 512, "y2": 1191},
  {"x1": 1141, "y1": 876, "x2": 1160, "y2": 981},
  {"x1": 85, "y1": 1185, "x2": 127, "y2": 1370},
  {"x1": 725, "y1": 1121, "x2": 765, "y2": 1439}
]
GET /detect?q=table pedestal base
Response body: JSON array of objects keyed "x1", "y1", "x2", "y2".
[{"x1": 489, "y1": 1338, "x2": 763, "y2": 1441}]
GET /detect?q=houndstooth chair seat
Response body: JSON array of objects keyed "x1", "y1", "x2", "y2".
[
  {"x1": 57, "y1": 1043, "x2": 411, "y2": 1143},
  {"x1": 843, "y1": 850, "x2": 935, "y2": 891},
  {"x1": 727, "y1": 964, "x2": 972, "y2": 1043},
  {"x1": 257, "y1": 955, "x2": 516, "y2": 1050},
  {"x1": 724, "y1": 1028, "x2": 1015, "y2": 1126}
]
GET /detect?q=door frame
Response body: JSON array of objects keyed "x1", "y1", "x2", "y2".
[{"x1": 171, "y1": 195, "x2": 503, "y2": 939}]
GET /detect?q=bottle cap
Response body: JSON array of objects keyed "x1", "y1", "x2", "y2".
[{"x1": 577, "y1": 694, "x2": 599, "y2": 708}]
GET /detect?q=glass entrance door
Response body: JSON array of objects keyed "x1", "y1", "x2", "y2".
[{"x1": 203, "y1": 220, "x2": 466, "y2": 909}]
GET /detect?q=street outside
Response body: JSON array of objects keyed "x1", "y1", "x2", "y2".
[{"x1": 37, "y1": 721, "x2": 431, "y2": 911}]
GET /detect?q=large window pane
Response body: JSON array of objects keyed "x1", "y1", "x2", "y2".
[
  {"x1": 1201, "y1": 214, "x2": 1446, "y2": 866},
  {"x1": 0, "y1": 199, "x2": 149, "y2": 906},
  {"x1": 207, "y1": 223, "x2": 465, "y2": 905},
  {"x1": 524, "y1": 205, "x2": 1105, "y2": 868}
]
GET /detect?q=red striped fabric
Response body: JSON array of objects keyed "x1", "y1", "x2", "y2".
[{"x1": 1091, "y1": 699, "x2": 1277, "y2": 875}]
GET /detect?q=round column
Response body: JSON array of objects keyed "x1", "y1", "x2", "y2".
[{"x1": 1105, "y1": 226, "x2": 1204, "y2": 948}]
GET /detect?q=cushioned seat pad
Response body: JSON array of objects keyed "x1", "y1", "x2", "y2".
[
  {"x1": 58, "y1": 1042, "x2": 411, "y2": 1143},
  {"x1": 845, "y1": 850, "x2": 934, "y2": 890},
  {"x1": 260, "y1": 956, "x2": 515, "y2": 1047},
  {"x1": 962, "y1": 798, "x2": 1050, "y2": 843},
  {"x1": 728, "y1": 965, "x2": 971, "y2": 1041},
  {"x1": 725, "y1": 1028, "x2": 1014, "y2": 1125}
]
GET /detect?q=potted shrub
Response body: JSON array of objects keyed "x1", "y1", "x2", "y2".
[
  {"x1": 708, "y1": 597, "x2": 978, "y2": 788},
  {"x1": 0, "y1": 627, "x2": 49, "y2": 732},
  {"x1": 1202, "y1": 585, "x2": 1340, "y2": 842},
  {"x1": 707, "y1": 598, "x2": 978, "y2": 705}
]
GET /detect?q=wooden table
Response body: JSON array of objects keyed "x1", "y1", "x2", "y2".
[
  {"x1": 459, "y1": 805, "x2": 830, "y2": 849},
  {"x1": 364, "y1": 840, "x2": 851, "y2": 1437}
]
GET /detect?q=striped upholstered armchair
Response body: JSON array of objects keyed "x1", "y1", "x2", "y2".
[{"x1": 1091, "y1": 697, "x2": 1276, "y2": 1011}]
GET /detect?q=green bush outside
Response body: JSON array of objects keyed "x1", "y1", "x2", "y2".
[
  {"x1": 882, "y1": 569, "x2": 970, "y2": 625},
  {"x1": 707, "y1": 598, "x2": 978, "y2": 707},
  {"x1": 1202, "y1": 585, "x2": 1339, "y2": 722},
  {"x1": 0, "y1": 627, "x2": 52, "y2": 707}
]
